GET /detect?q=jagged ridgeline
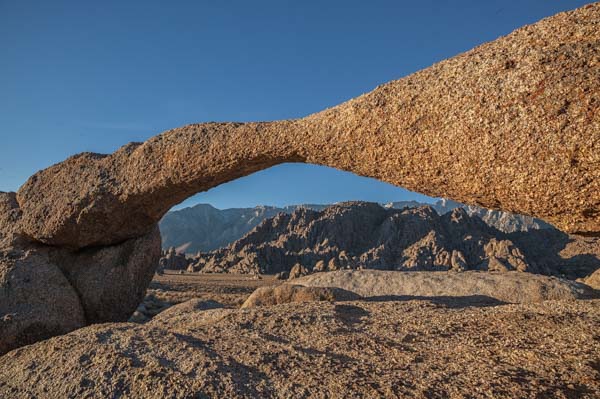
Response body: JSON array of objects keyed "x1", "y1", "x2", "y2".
[
  {"x1": 159, "y1": 199, "x2": 551, "y2": 253},
  {"x1": 159, "y1": 201, "x2": 599, "y2": 279}
]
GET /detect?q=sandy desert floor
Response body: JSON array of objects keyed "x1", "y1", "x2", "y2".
[{"x1": 148, "y1": 271, "x2": 280, "y2": 307}]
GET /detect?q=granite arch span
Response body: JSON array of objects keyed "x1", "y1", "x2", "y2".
[{"x1": 15, "y1": 4, "x2": 600, "y2": 250}]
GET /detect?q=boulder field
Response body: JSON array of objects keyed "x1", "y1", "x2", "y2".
[{"x1": 0, "y1": 3, "x2": 599, "y2": 354}]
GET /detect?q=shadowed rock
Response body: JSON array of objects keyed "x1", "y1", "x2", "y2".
[
  {"x1": 14, "y1": 3, "x2": 600, "y2": 249},
  {"x1": 0, "y1": 192, "x2": 160, "y2": 353},
  {"x1": 0, "y1": 249, "x2": 86, "y2": 355},
  {"x1": 192, "y1": 203, "x2": 561, "y2": 275}
]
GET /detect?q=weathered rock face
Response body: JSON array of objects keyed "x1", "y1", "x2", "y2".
[
  {"x1": 288, "y1": 263, "x2": 309, "y2": 280},
  {"x1": 0, "y1": 192, "x2": 23, "y2": 249},
  {"x1": 1, "y1": 299, "x2": 599, "y2": 398},
  {"x1": 189, "y1": 202, "x2": 600, "y2": 277},
  {"x1": 158, "y1": 247, "x2": 191, "y2": 271},
  {"x1": 48, "y1": 227, "x2": 161, "y2": 323},
  {"x1": 584, "y1": 268, "x2": 600, "y2": 289},
  {"x1": 13, "y1": 3, "x2": 600, "y2": 251},
  {"x1": 0, "y1": 249, "x2": 86, "y2": 356},
  {"x1": 0, "y1": 192, "x2": 161, "y2": 353}
]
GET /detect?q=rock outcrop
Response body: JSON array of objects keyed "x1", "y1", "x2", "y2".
[
  {"x1": 158, "y1": 247, "x2": 190, "y2": 271},
  {"x1": 189, "y1": 202, "x2": 599, "y2": 277},
  {"x1": 160, "y1": 200, "x2": 552, "y2": 255},
  {"x1": 1, "y1": 4, "x2": 599, "y2": 354},
  {"x1": 0, "y1": 249, "x2": 86, "y2": 356},
  {"x1": 1, "y1": 299, "x2": 599, "y2": 398},
  {"x1": 48, "y1": 227, "x2": 161, "y2": 323},
  {"x1": 14, "y1": 3, "x2": 600, "y2": 251},
  {"x1": 160, "y1": 203, "x2": 328, "y2": 253},
  {"x1": 288, "y1": 263, "x2": 309, "y2": 280},
  {"x1": 0, "y1": 192, "x2": 161, "y2": 354},
  {"x1": 292, "y1": 270, "x2": 598, "y2": 304}
]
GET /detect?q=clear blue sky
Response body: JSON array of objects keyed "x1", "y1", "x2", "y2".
[{"x1": 0, "y1": 1, "x2": 589, "y2": 209}]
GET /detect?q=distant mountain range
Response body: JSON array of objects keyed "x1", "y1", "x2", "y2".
[{"x1": 159, "y1": 199, "x2": 552, "y2": 253}]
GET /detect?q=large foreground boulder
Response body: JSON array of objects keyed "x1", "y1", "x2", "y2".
[
  {"x1": 0, "y1": 299, "x2": 598, "y2": 398},
  {"x1": 292, "y1": 270, "x2": 598, "y2": 304},
  {"x1": 0, "y1": 228, "x2": 161, "y2": 353},
  {"x1": 0, "y1": 249, "x2": 86, "y2": 356},
  {"x1": 48, "y1": 227, "x2": 161, "y2": 323},
  {"x1": 13, "y1": 3, "x2": 600, "y2": 250},
  {"x1": 0, "y1": 191, "x2": 161, "y2": 352}
]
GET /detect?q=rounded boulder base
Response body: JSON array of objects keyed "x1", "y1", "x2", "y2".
[
  {"x1": 47, "y1": 226, "x2": 162, "y2": 324},
  {"x1": 0, "y1": 249, "x2": 86, "y2": 356}
]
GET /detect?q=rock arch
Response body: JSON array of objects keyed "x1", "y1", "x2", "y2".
[
  {"x1": 15, "y1": 4, "x2": 600, "y2": 248},
  {"x1": 1, "y1": 3, "x2": 599, "y2": 354}
]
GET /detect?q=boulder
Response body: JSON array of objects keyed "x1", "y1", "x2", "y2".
[
  {"x1": 482, "y1": 239, "x2": 528, "y2": 272},
  {"x1": 0, "y1": 249, "x2": 86, "y2": 355},
  {"x1": 159, "y1": 248, "x2": 189, "y2": 270},
  {"x1": 292, "y1": 270, "x2": 599, "y2": 304},
  {"x1": 151, "y1": 299, "x2": 224, "y2": 322},
  {"x1": 275, "y1": 271, "x2": 289, "y2": 280},
  {"x1": 0, "y1": 192, "x2": 21, "y2": 245},
  {"x1": 241, "y1": 284, "x2": 361, "y2": 308},
  {"x1": 450, "y1": 250, "x2": 467, "y2": 271},
  {"x1": 313, "y1": 260, "x2": 326, "y2": 272},
  {"x1": 47, "y1": 227, "x2": 161, "y2": 323},
  {"x1": 288, "y1": 263, "x2": 309, "y2": 280}
]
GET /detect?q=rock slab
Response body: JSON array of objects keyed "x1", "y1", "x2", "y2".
[{"x1": 292, "y1": 270, "x2": 598, "y2": 304}]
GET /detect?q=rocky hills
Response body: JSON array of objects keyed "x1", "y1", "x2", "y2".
[
  {"x1": 159, "y1": 203, "x2": 327, "y2": 253},
  {"x1": 180, "y1": 202, "x2": 599, "y2": 279},
  {"x1": 159, "y1": 199, "x2": 552, "y2": 253}
]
